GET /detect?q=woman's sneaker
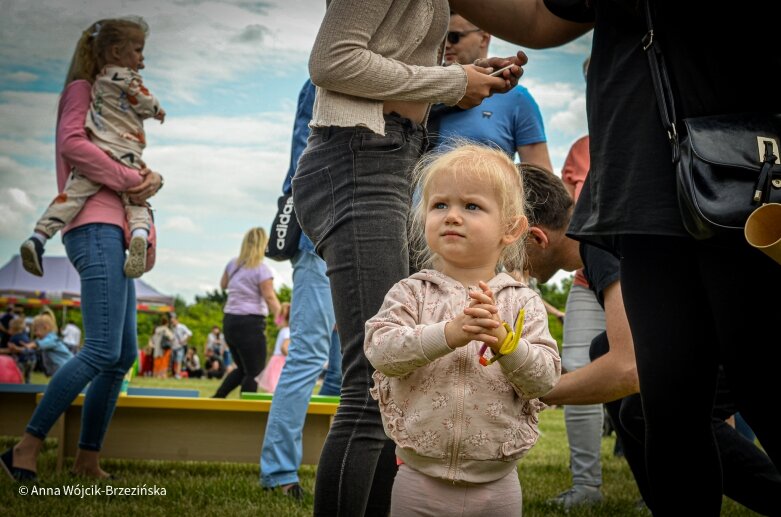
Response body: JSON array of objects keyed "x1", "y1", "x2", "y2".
[
  {"x1": 20, "y1": 238, "x2": 45, "y2": 277},
  {"x1": 123, "y1": 235, "x2": 147, "y2": 278}
]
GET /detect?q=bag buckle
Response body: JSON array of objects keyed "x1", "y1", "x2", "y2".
[
  {"x1": 757, "y1": 137, "x2": 780, "y2": 165},
  {"x1": 753, "y1": 140, "x2": 779, "y2": 203}
]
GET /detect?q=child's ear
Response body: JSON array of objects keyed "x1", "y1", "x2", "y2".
[
  {"x1": 109, "y1": 44, "x2": 122, "y2": 62},
  {"x1": 502, "y1": 216, "x2": 529, "y2": 245}
]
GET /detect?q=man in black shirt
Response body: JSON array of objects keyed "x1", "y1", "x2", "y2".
[{"x1": 521, "y1": 165, "x2": 781, "y2": 514}]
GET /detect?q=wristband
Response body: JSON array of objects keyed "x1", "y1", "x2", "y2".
[
  {"x1": 480, "y1": 309, "x2": 526, "y2": 366},
  {"x1": 498, "y1": 322, "x2": 517, "y2": 355},
  {"x1": 478, "y1": 322, "x2": 512, "y2": 366}
]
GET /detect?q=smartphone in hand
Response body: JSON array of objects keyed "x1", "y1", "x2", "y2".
[{"x1": 489, "y1": 64, "x2": 515, "y2": 77}]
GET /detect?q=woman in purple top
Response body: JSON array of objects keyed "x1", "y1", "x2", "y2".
[{"x1": 213, "y1": 227, "x2": 281, "y2": 398}]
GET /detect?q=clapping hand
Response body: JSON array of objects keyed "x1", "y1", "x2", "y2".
[{"x1": 445, "y1": 281, "x2": 507, "y2": 351}]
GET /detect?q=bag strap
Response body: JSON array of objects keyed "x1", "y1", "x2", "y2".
[
  {"x1": 226, "y1": 262, "x2": 242, "y2": 287},
  {"x1": 641, "y1": 0, "x2": 680, "y2": 163}
]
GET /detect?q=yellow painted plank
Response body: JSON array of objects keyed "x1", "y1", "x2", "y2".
[{"x1": 35, "y1": 393, "x2": 338, "y2": 415}]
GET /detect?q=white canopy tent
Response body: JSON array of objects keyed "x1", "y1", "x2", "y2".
[{"x1": 0, "y1": 255, "x2": 174, "y2": 314}]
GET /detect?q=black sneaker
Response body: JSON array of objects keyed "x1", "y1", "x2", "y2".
[
  {"x1": 263, "y1": 483, "x2": 305, "y2": 503},
  {"x1": 282, "y1": 483, "x2": 305, "y2": 502},
  {"x1": 1, "y1": 448, "x2": 38, "y2": 482},
  {"x1": 20, "y1": 238, "x2": 45, "y2": 277}
]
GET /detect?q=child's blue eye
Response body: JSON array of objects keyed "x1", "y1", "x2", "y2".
[
  {"x1": 466, "y1": 203, "x2": 479, "y2": 211},
  {"x1": 434, "y1": 202, "x2": 447, "y2": 209}
]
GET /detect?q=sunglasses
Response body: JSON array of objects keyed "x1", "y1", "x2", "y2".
[{"x1": 446, "y1": 29, "x2": 482, "y2": 45}]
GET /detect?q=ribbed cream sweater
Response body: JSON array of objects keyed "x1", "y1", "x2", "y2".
[{"x1": 309, "y1": 0, "x2": 468, "y2": 135}]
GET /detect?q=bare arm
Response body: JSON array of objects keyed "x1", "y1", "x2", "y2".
[
  {"x1": 540, "y1": 282, "x2": 639, "y2": 405},
  {"x1": 449, "y1": 0, "x2": 592, "y2": 49},
  {"x1": 541, "y1": 298, "x2": 565, "y2": 320},
  {"x1": 220, "y1": 270, "x2": 229, "y2": 290},
  {"x1": 259, "y1": 279, "x2": 281, "y2": 318},
  {"x1": 518, "y1": 142, "x2": 553, "y2": 173}
]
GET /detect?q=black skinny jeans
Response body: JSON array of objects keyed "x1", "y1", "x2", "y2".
[
  {"x1": 619, "y1": 235, "x2": 781, "y2": 516},
  {"x1": 293, "y1": 115, "x2": 426, "y2": 516},
  {"x1": 213, "y1": 313, "x2": 266, "y2": 398}
]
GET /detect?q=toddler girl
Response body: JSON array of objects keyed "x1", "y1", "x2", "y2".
[
  {"x1": 27, "y1": 314, "x2": 73, "y2": 376},
  {"x1": 365, "y1": 144, "x2": 561, "y2": 516},
  {"x1": 21, "y1": 17, "x2": 164, "y2": 279},
  {"x1": 257, "y1": 302, "x2": 291, "y2": 393}
]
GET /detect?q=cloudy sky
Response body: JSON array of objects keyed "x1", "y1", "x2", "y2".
[{"x1": 0, "y1": 0, "x2": 591, "y2": 302}]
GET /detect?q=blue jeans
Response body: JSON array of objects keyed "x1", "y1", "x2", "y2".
[
  {"x1": 319, "y1": 328, "x2": 342, "y2": 397},
  {"x1": 561, "y1": 285, "x2": 605, "y2": 488},
  {"x1": 26, "y1": 224, "x2": 137, "y2": 451},
  {"x1": 260, "y1": 249, "x2": 338, "y2": 487},
  {"x1": 292, "y1": 115, "x2": 426, "y2": 515}
]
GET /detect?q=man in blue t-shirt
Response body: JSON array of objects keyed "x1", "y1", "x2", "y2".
[{"x1": 430, "y1": 13, "x2": 552, "y2": 170}]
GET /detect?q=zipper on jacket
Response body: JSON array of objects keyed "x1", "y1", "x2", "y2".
[{"x1": 446, "y1": 288, "x2": 470, "y2": 481}]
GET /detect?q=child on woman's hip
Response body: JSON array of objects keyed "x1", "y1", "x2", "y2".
[
  {"x1": 365, "y1": 142, "x2": 562, "y2": 517},
  {"x1": 21, "y1": 16, "x2": 165, "y2": 279}
]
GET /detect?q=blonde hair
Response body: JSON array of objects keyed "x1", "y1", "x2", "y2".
[
  {"x1": 65, "y1": 16, "x2": 149, "y2": 86},
  {"x1": 32, "y1": 314, "x2": 57, "y2": 335},
  {"x1": 409, "y1": 142, "x2": 528, "y2": 273},
  {"x1": 237, "y1": 227, "x2": 269, "y2": 269}
]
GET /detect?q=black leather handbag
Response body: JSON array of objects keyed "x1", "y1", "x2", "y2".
[{"x1": 643, "y1": 2, "x2": 781, "y2": 239}]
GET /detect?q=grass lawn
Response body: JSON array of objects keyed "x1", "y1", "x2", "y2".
[
  {"x1": 125, "y1": 372, "x2": 249, "y2": 399},
  {"x1": 0, "y1": 376, "x2": 762, "y2": 516}
]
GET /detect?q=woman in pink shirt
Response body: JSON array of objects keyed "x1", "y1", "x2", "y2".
[{"x1": 1, "y1": 18, "x2": 162, "y2": 482}]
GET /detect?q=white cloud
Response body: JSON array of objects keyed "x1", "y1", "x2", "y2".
[
  {"x1": 0, "y1": 188, "x2": 38, "y2": 238},
  {"x1": 0, "y1": 155, "x2": 58, "y2": 204},
  {"x1": 522, "y1": 79, "x2": 580, "y2": 109},
  {"x1": 160, "y1": 215, "x2": 199, "y2": 234},
  {"x1": 0, "y1": 91, "x2": 60, "y2": 140},
  {"x1": 6, "y1": 188, "x2": 36, "y2": 211},
  {"x1": 0, "y1": 138, "x2": 54, "y2": 160},
  {"x1": 147, "y1": 112, "x2": 293, "y2": 146},
  {"x1": 143, "y1": 143, "x2": 288, "y2": 216},
  {"x1": 548, "y1": 95, "x2": 587, "y2": 135},
  {"x1": 0, "y1": 158, "x2": 55, "y2": 240}
]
